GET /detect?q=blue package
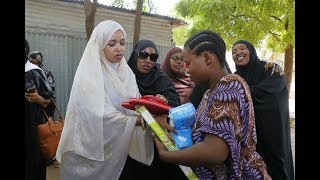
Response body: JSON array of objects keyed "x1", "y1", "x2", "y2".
[
  {"x1": 169, "y1": 102, "x2": 196, "y2": 130},
  {"x1": 170, "y1": 128, "x2": 193, "y2": 150}
]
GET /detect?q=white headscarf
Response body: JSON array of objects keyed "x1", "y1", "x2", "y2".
[{"x1": 56, "y1": 20, "x2": 154, "y2": 174}]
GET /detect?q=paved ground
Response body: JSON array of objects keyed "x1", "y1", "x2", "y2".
[
  {"x1": 47, "y1": 163, "x2": 60, "y2": 180},
  {"x1": 47, "y1": 127, "x2": 296, "y2": 180}
]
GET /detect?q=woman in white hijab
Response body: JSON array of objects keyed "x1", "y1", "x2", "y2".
[{"x1": 56, "y1": 20, "x2": 154, "y2": 180}]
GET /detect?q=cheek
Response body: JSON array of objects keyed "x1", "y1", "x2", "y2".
[
  {"x1": 232, "y1": 54, "x2": 236, "y2": 61},
  {"x1": 103, "y1": 48, "x2": 111, "y2": 59},
  {"x1": 136, "y1": 60, "x2": 143, "y2": 70},
  {"x1": 170, "y1": 62, "x2": 176, "y2": 70}
]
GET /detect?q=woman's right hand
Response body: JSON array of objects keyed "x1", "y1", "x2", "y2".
[{"x1": 25, "y1": 89, "x2": 46, "y2": 106}]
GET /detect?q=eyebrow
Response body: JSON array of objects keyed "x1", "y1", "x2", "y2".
[{"x1": 109, "y1": 38, "x2": 125, "y2": 42}]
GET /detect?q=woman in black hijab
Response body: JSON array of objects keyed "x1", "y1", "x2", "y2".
[
  {"x1": 25, "y1": 39, "x2": 55, "y2": 180},
  {"x1": 127, "y1": 39, "x2": 180, "y2": 107},
  {"x1": 232, "y1": 40, "x2": 294, "y2": 180},
  {"x1": 120, "y1": 39, "x2": 186, "y2": 179}
]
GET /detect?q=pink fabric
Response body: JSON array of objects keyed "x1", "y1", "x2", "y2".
[{"x1": 160, "y1": 47, "x2": 195, "y2": 104}]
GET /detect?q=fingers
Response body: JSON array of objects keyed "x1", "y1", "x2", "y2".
[
  {"x1": 25, "y1": 96, "x2": 31, "y2": 102},
  {"x1": 156, "y1": 94, "x2": 168, "y2": 103},
  {"x1": 163, "y1": 123, "x2": 177, "y2": 134},
  {"x1": 164, "y1": 130, "x2": 175, "y2": 144},
  {"x1": 154, "y1": 115, "x2": 177, "y2": 134}
]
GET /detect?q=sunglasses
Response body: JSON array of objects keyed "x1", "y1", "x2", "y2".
[
  {"x1": 170, "y1": 56, "x2": 184, "y2": 62},
  {"x1": 138, "y1": 50, "x2": 158, "y2": 62}
]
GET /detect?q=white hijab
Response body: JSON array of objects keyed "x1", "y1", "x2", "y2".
[{"x1": 56, "y1": 20, "x2": 153, "y2": 172}]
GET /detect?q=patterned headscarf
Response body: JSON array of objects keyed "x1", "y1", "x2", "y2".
[{"x1": 160, "y1": 47, "x2": 195, "y2": 104}]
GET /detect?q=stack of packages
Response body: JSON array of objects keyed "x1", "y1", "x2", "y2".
[
  {"x1": 136, "y1": 105, "x2": 198, "y2": 180},
  {"x1": 168, "y1": 102, "x2": 197, "y2": 150}
]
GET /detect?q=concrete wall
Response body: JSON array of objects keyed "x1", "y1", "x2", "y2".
[
  {"x1": 25, "y1": 0, "x2": 182, "y2": 115},
  {"x1": 25, "y1": 0, "x2": 177, "y2": 46}
]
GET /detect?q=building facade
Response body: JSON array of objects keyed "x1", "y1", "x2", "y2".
[{"x1": 25, "y1": 0, "x2": 186, "y2": 115}]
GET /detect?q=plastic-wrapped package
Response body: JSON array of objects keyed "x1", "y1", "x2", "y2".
[
  {"x1": 169, "y1": 103, "x2": 197, "y2": 150},
  {"x1": 169, "y1": 102, "x2": 196, "y2": 130},
  {"x1": 170, "y1": 128, "x2": 193, "y2": 150}
]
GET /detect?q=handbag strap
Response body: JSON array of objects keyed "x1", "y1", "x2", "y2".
[
  {"x1": 50, "y1": 97, "x2": 63, "y2": 120},
  {"x1": 41, "y1": 98, "x2": 63, "y2": 123}
]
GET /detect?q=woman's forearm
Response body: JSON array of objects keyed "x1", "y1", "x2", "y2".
[{"x1": 158, "y1": 134, "x2": 229, "y2": 168}]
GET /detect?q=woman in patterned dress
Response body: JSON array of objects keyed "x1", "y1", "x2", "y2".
[{"x1": 154, "y1": 30, "x2": 271, "y2": 180}]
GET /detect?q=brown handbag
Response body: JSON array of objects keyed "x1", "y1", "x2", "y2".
[{"x1": 37, "y1": 98, "x2": 64, "y2": 161}]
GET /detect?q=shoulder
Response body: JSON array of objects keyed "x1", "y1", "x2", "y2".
[
  {"x1": 264, "y1": 62, "x2": 285, "y2": 76},
  {"x1": 218, "y1": 74, "x2": 249, "y2": 89},
  {"x1": 213, "y1": 74, "x2": 251, "y2": 100}
]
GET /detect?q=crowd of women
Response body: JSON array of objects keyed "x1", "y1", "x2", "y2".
[{"x1": 26, "y1": 20, "x2": 294, "y2": 180}]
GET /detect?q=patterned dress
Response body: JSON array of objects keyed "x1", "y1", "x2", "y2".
[{"x1": 192, "y1": 74, "x2": 271, "y2": 180}]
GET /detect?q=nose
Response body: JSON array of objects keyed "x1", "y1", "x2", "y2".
[
  {"x1": 115, "y1": 44, "x2": 123, "y2": 52},
  {"x1": 176, "y1": 59, "x2": 183, "y2": 63},
  {"x1": 143, "y1": 56, "x2": 152, "y2": 63}
]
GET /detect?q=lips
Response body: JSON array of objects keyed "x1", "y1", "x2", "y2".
[
  {"x1": 142, "y1": 65, "x2": 152, "y2": 71},
  {"x1": 115, "y1": 54, "x2": 123, "y2": 59}
]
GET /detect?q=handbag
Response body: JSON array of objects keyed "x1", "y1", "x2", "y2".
[{"x1": 37, "y1": 98, "x2": 64, "y2": 161}]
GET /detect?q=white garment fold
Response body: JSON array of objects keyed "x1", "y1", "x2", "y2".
[
  {"x1": 25, "y1": 60, "x2": 42, "y2": 72},
  {"x1": 56, "y1": 20, "x2": 153, "y2": 180}
]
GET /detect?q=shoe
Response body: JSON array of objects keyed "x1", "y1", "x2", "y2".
[{"x1": 53, "y1": 160, "x2": 60, "y2": 168}]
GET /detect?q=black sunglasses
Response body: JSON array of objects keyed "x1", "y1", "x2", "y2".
[{"x1": 138, "y1": 50, "x2": 158, "y2": 62}]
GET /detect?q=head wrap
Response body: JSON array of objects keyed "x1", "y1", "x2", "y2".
[
  {"x1": 127, "y1": 39, "x2": 161, "y2": 95},
  {"x1": 232, "y1": 40, "x2": 266, "y2": 85},
  {"x1": 160, "y1": 47, "x2": 185, "y2": 78},
  {"x1": 160, "y1": 47, "x2": 194, "y2": 104},
  {"x1": 127, "y1": 39, "x2": 180, "y2": 107}
]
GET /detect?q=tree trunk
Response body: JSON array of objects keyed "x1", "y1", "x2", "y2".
[
  {"x1": 84, "y1": 0, "x2": 98, "y2": 41},
  {"x1": 284, "y1": 44, "x2": 294, "y2": 93},
  {"x1": 133, "y1": 0, "x2": 143, "y2": 48}
]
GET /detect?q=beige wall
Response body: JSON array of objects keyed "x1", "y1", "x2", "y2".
[{"x1": 26, "y1": 0, "x2": 176, "y2": 46}]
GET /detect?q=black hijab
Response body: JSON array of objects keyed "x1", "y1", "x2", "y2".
[
  {"x1": 127, "y1": 39, "x2": 180, "y2": 107},
  {"x1": 233, "y1": 40, "x2": 294, "y2": 179},
  {"x1": 233, "y1": 40, "x2": 266, "y2": 86}
]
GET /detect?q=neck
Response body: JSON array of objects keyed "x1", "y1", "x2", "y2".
[{"x1": 208, "y1": 71, "x2": 229, "y2": 90}]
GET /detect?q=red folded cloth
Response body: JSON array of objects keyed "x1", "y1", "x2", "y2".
[{"x1": 121, "y1": 95, "x2": 172, "y2": 115}]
